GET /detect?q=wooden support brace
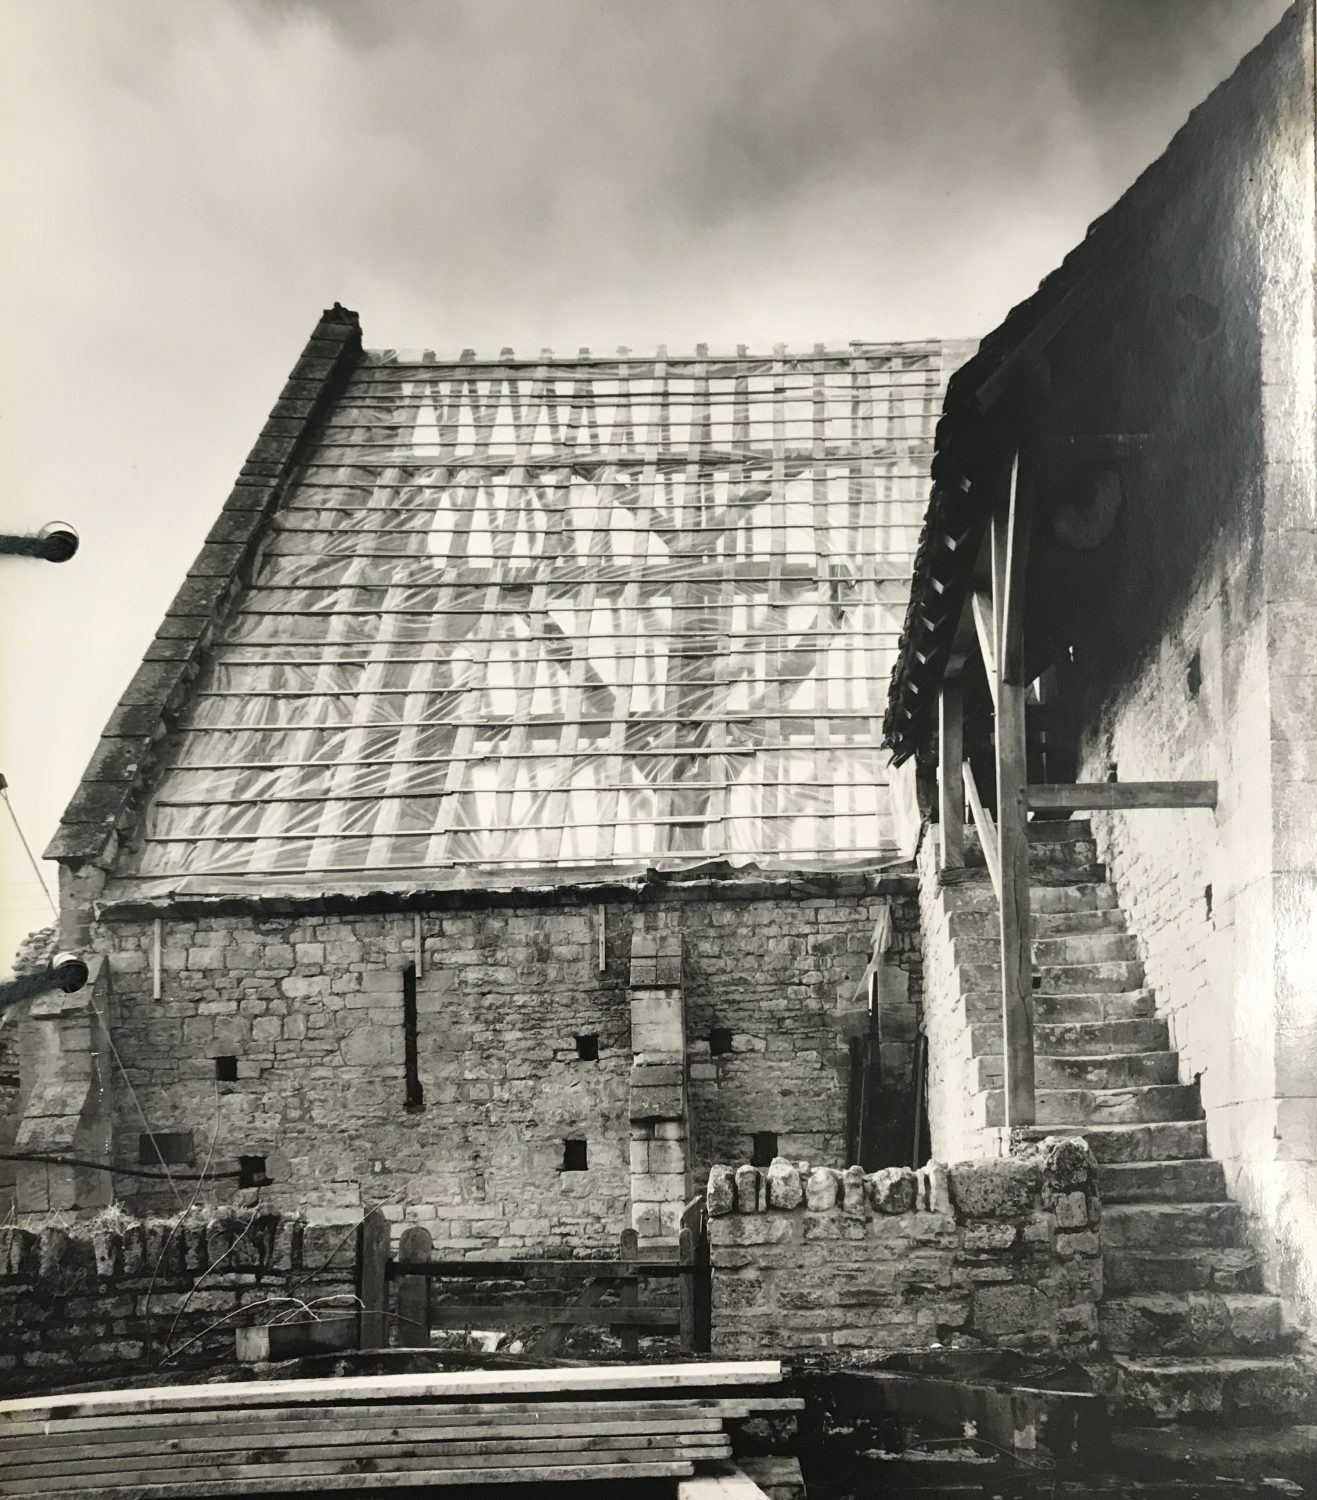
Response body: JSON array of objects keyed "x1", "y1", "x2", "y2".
[
  {"x1": 937, "y1": 677, "x2": 965, "y2": 870},
  {"x1": 1026, "y1": 781, "x2": 1218, "y2": 812},
  {"x1": 970, "y1": 589, "x2": 998, "y2": 700},
  {"x1": 962, "y1": 760, "x2": 1000, "y2": 901}
]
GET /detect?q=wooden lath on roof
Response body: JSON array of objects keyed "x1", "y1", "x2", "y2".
[{"x1": 103, "y1": 334, "x2": 964, "y2": 897}]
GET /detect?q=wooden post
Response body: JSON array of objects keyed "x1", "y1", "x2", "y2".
[
  {"x1": 845, "y1": 1036, "x2": 864, "y2": 1166},
  {"x1": 992, "y1": 453, "x2": 1035, "y2": 1130},
  {"x1": 394, "y1": 1225, "x2": 432, "y2": 1348},
  {"x1": 694, "y1": 1208, "x2": 712, "y2": 1353},
  {"x1": 937, "y1": 675, "x2": 964, "y2": 870},
  {"x1": 356, "y1": 1208, "x2": 391, "y2": 1350},
  {"x1": 618, "y1": 1226, "x2": 640, "y2": 1360},
  {"x1": 678, "y1": 1226, "x2": 696, "y2": 1352},
  {"x1": 860, "y1": 971, "x2": 882, "y2": 1172}
]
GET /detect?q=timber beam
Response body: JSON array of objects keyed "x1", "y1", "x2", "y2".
[{"x1": 1027, "y1": 781, "x2": 1217, "y2": 813}]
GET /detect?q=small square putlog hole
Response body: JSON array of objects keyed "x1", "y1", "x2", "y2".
[
  {"x1": 574, "y1": 1034, "x2": 599, "y2": 1061},
  {"x1": 751, "y1": 1131, "x2": 778, "y2": 1168},
  {"x1": 140, "y1": 1131, "x2": 195, "y2": 1167},
  {"x1": 561, "y1": 1139, "x2": 588, "y2": 1172},
  {"x1": 214, "y1": 1055, "x2": 238, "y2": 1083},
  {"x1": 709, "y1": 1027, "x2": 733, "y2": 1057},
  {"x1": 238, "y1": 1155, "x2": 269, "y2": 1188}
]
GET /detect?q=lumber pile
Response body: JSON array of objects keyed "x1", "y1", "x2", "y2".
[{"x1": 0, "y1": 1360, "x2": 800, "y2": 1496}]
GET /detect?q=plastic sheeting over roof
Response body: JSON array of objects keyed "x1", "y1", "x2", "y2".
[{"x1": 116, "y1": 343, "x2": 956, "y2": 895}]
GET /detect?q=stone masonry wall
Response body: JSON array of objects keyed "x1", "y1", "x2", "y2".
[
  {"x1": 63, "y1": 881, "x2": 920, "y2": 1253},
  {"x1": 1042, "y1": 3, "x2": 1316, "y2": 1319},
  {"x1": 916, "y1": 837, "x2": 983, "y2": 1162},
  {"x1": 704, "y1": 1137, "x2": 1101, "y2": 1359},
  {"x1": 0, "y1": 1210, "x2": 356, "y2": 1396}
]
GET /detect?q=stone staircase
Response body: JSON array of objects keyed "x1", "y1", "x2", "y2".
[{"x1": 944, "y1": 819, "x2": 1316, "y2": 1448}]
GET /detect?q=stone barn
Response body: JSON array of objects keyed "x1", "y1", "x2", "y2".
[
  {"x1": 16, "y1": 326, "x2": 967, "y2": 1249},
  {"x1": 6, "y1": 0, "x2": 1316, "y2": 1467}
]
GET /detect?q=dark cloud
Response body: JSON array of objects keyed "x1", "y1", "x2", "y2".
[{"x1": 0, "y1": 0, "x2": 1293, "y2": 963}]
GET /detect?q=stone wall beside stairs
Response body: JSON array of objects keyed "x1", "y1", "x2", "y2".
[
  {"x1": 916, "y1": 809, "x2": 1315, "y2": 1433},
  {"x1": 917, "y1": 819, "x2": 1132, "y2": 1161},
  {"x1": 704, "y1": 1139, "x2": 1102, "y2": 1359}
]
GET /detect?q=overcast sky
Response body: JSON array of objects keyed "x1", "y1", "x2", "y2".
[{"x1": 0, "y1": 0, "x2": 1291, "y2": 966}]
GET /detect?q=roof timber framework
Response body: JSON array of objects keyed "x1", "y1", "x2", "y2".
[{"x1": 119, "y1": 341, "x2": 959, "y2": 894}]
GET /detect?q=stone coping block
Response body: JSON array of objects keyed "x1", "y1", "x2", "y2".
[{"x1": 707, "y1": 1137, "x2": 1097, "y2": 1223}]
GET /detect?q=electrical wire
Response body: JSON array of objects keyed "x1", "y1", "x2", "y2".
[
  {"x1": 0, "y1": 780, "x2": 58, "y2": 918},
  {"x1": 0, "y1": 1150, "x2": 244, "y2": 1182}
]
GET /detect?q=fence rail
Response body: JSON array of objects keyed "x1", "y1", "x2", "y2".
[{"x1": 357, "y1": 1211, "x2": 711, "y2": 1359}]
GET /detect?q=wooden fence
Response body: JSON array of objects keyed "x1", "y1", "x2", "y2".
[{"x1": 356, "y1": 1209, "x2": 712, "y2": 1359}]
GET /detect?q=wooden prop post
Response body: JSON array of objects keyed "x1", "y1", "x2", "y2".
[{"x1": 992, "y1": 451, "x2": 1035, "y2": 1129}]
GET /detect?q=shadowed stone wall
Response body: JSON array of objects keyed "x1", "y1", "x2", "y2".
[{"x1": 1030, "y1": 1, "x2": 1316, "y2": 1320}]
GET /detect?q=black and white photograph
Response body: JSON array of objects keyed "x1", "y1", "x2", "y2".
[{"x1": 1, "y1": 1, "x2": 1314, "y2": 1493}]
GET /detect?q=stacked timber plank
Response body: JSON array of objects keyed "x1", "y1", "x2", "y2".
[{"x1": 0, "y1": 1361, "x2": 799, "y2": 1496}]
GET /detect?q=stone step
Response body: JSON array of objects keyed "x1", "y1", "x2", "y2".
[
  {"x1": 1109, "y1": 1423, "x2": 1317, "y2": 1484},
  {"x1": 965, "y1": 854, "x2": 1108, "y2": 887},
  {"x1": 947, "y1": 906, "x2": 1128, "y2": 938},
  {"x1": 1012, "y1": 1119, "x2": 1208, "y2": 1162},
  {"x1": 973, "y1": 1050, "x2": 1178, "y2": 1092},
  {"x1": 1034, "y1": 907, "x2": 1128, "y2": 935},
  {"x1": 952, "y1": 932, "x2": 1138, "y2": 966},
  {"x1": 1105, "y1": 1246, "x2": 1265, "y2": 1295},
  {"x1": 943, "y1": 880, "x2": 1118, "y2": 916},
  {"x1": 967, "y1": 989, "x2": 1158, "y2": 1024},
  {"x1": 986, "y1": 1083, "x2": 1200, "y2": 1129},
  {"x1": 1034, "y1": 932, "x2": 1138, "y2": 965},
  {"x1": 958, "y1": 959, "x2": 1147, "y2": 995},
  {"x1": 1113, "y1": 1355, "x2": 1316, "y2": 1427},
  {"x1": 1098, "y1": 1158, "x2": 1227, "y2": 1203},
  {"x1": 1039, "y1": 1051, "x2": 1180, "y2": 1089},
  {"x1": 1035, "y1": 958, "x2": 1146, "y2": 992},
  {"x1": 1031, "y1": 1018, "x2": 1171, "y2": 1056},
  {"x1": 1100, "y1": 1293, "x2": 1288, "y2": 1356},
  {"x1": 1027, "y1": 818, "x2": 1094, "y2": 842},
  {"x1": 1031, "y1": 881, "x2": 1119, "y2": 914},
  {"x1": 1103, "y1": 1202, "x2": 1243, "y2": 1250}
]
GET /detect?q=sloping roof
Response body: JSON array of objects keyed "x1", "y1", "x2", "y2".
[
  {"x1": 881, "y1": 0, "x2": 1309, "y2": 765},
  {"x1": 74, "y1": 332, "x2": 967, "y2": 898}
]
